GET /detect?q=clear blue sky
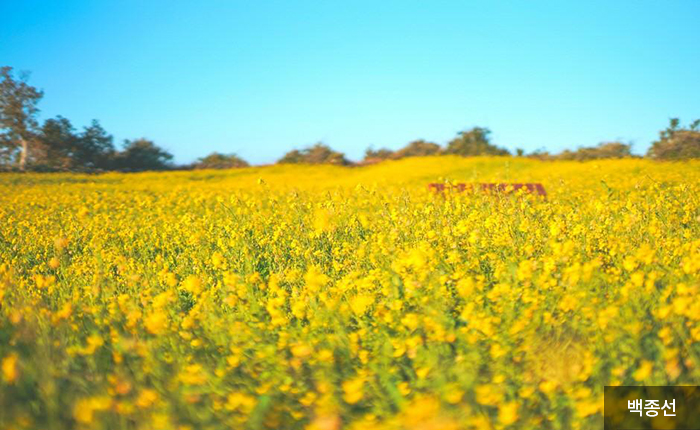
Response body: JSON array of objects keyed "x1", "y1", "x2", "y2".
[{"x1": 2, "y1": 1, "x2": 699, "y2": 164}]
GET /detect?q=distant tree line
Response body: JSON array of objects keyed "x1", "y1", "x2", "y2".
[
  {"x1": 361, "y1": 127, "x2": 509, "y2": 164},
  {"x1": 0, "y1": 67, "x2": 174, "y2": 172},
  {"x1": 357, "y1": 120, "x2": 698, "y2": 164},
  {"x1": 1, "y1": 66, "x2": 698, "y2": 172}
]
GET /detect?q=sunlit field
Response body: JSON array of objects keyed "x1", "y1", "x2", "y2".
[{"x1": 1, "y1": 156, "x2": 699, "y2": 430}]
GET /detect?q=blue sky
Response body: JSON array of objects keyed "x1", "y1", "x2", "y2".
[{"x1": 2, "y1": 1, "x2": 699, "y2": 164}]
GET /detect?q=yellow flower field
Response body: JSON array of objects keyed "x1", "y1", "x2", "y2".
[{"x1": 0, "y1": 156, "x2": 699, "y2": 430}]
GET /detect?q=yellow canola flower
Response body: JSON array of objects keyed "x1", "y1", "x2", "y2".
[
  {"x1": 0, "y1": 157, "x2": 698, "y2": 430},
  {"x1": 498, "y1": 401, "x2": 519, "y2": 425},
  {"x1": 2, "y1": 353, "x2": 19, "y2": 384},
  {"x1": 80, "y1": 334, "x2": 104, "y2": 355},
  {"x1": 179, "y1": 364, "x2": 207, "y2": 385},
  {"x1": 575, "y1": 399, "x2": 602, "y2": 418},
  {"x1": 181, "y1": 275, "x2": 203, "y2": 295},
  {"x1": 342, "y1": 377, "x2": 364, "y2": 404},
  {"x1": 475, "y1": 384, "x2": 503, "y2": 406},
  {"x1": 306, "y1": 414, "x2": 341, "y2": 430},
  {"x1": 225, "y1": 392, "x2": 256, "y2": 413},
  {"x1": 212, "y1": 252, "x2": 226, "y2": 269},
  {"x1": 136, "y1": 389, "x2": 159, "y2": 409},
  {"x1": 144, "y1": 311, "x2": 169, "y2": 335},
  {"x1": 313, "y1": 209, "x2": 334, "y2": 234},
  {"x1": 305, "y1": 266, "x2": 329, "y2": 292},
  {"x1": 73, "y1": 397, "x2": 111, "y2": 425},
  {"x1": 443, "y1": 384, "x2": 464, "y2": 404},
  {"x1": 291, "y1": 343, "x2": 313, "y2": 358},
  {"x1": 349, "y1": 295, "x2": 373, "y2": 316},
  {"x1": 633, "y1": 360, "x2": 654, "y2": 381},
  {"x1": 54, "y1": 237, "x2": 69, "y2": 250}
]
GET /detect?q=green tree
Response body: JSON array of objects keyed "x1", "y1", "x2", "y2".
[
  {"x1": 193, "y1": 152, "x2": 249, "y2": 169},
  {"x1": 393, "y1": 139, "x2": 441, "y2": 159},
  {"x1": 557, "y1": 141, "x2": 632, "y2": 161},
  {"x1": 278, "y1": 142, "x2": 349, "y2": 165},
  {"x1": 445, "y1": 127, "x2": 509, "y2": 156},
  {"x1": 36, "y1": 116, "x2": 79, "y2": 170},
  {"x1": 278, "y1": 149, "x2": 303, "y2": 164},
  {"x1": 34, "y1": 117, "x2": 115, "y2": 171},
  {"x1": 363, "y1": 147, "x2": 394, "y2": 162},
  {"x1": 647, "y1": 118, "x2": 700, "y2": 160},
  {"x1": 114, "y1": 138, "x2": 173, "y2": 172},
  {"x1": 76, "y1": 120, "x2": 115, "y2": 170},
  {"x1": 0, "y1": 66, "x2": 44, "y2": 170},
  {"x1": 527, "y1": 148, "x2": 553, "y2": 160}
]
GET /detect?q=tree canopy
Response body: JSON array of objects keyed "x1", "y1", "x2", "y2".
[
  {"x1": 278, "y1": 143, "x2": 349, "y2": 165},
  {"x1": 556, "y1": 141, "x2": 632, "y2": 161},
  {"x1": 76, "y1": 120, "x2": 116, "y2": 170},
  {"x1": 647, "y1": 118, "x2": 700, "y2": 160},
  {"x1": 444, "y1": 127, "x2": 510, "y2": 156},
  {"x1": 112, "y1": 139, "x2": 174, "y2": 172},
  {"x1": 393, "y1": 139, "x2": 441, "y2": 159},
  {"x1": 363, "y1": 147, "x2": 394, "y2": 163},
  {"x1": 0, "y1": 66, "x2": 44, "y2": 169},
  {"x1": 193, "y1": 152, "x2": 249, "y2": 169}
]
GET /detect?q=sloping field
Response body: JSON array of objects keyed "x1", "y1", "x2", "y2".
[{"x1": 1, "y1": 156, "x2": 699, "y2": 429}]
